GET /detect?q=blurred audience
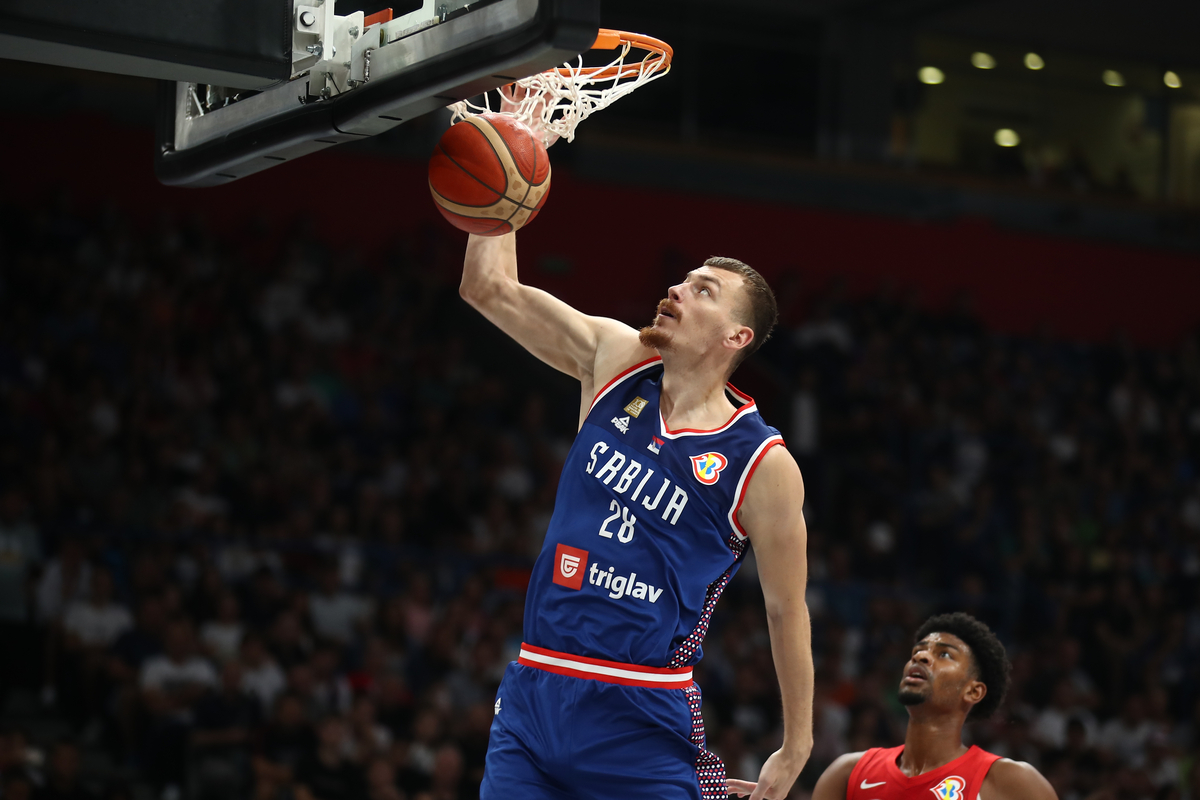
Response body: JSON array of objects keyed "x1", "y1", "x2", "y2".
[{"x1": 0, "y1": 195, "x2": 1199, "y2": 800}]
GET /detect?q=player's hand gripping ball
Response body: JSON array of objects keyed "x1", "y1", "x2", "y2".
[{"x1": 429, "y1": 113, "x2": 551, "y2": 236}]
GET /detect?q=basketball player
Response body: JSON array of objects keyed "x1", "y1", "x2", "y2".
[
  {"x1": 459, "y1": 232, "x2": 812, "y2": 800},
  {"x1": 737, "y1": 613, "x2": 1055, "y2": 800}
]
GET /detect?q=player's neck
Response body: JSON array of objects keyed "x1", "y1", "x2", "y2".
[
  {"x1": 898, "y1": 713, "x2": 969, "y2": 778},
  {"x1": 658, "y1": 354, "x2": 737, "y2": 430}
]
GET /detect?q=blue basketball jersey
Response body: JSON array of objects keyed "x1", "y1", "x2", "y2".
[{"x1": 523, "y1": 357, "x2": 785, "y2": 668}]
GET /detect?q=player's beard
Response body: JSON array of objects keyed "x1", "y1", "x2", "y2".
[
  {"x1": 639, "y1": 325, "x2": 673, "y2": 351},
  {"x1": 639, "y1": 299, "x2": 679, "y2": 351},
  {"x1": 897, "y1": 687, "x2": 929, "y2": 706}
]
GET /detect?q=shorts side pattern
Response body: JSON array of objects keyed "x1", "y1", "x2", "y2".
[{"x1": 683, "y1": 682, "x2": 726, "y2": 800}]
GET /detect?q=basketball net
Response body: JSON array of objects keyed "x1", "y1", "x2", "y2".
[{"x1": 447, "y1": 30, "x2": 672, "y2": 147}]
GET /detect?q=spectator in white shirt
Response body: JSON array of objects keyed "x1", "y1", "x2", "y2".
[
  {"x1": 1097, "y1": 694, "x2": 1155, "y2": 767},
  {"x1": 140, "y1": 619, "x2": 219, "y2": 794},
  {"x1": 35, "y1": 538, "x2": 91, "y2": 624},
  {"x1": 1032, "y1": 678, "x2": 1097, "y2": 750},
  {"x1": 240, "y1": 633, "x2": 286, "y2": 715},
  {"x1": 62, "y1": 567, "x2": 132, "y2": 648},
  {"x1": 38, "y1": 539, "x2": 93, "y2": 706},
  {"x1": 60, "y1": 566, "x2": 132, "y2": 722},
  {"x1": 199, "y1": 592, "x2": 244, "y2": 663},
  {"x1": 308, "y1": 567, "x2": 370, "y2": 645},
  {"x1": 140, "y1": 620, "x2": 219, "y2": 724}
]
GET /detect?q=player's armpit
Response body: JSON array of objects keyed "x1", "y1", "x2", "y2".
[
  {"x1": 811, "y1": 752, "x2": 865, "y2": 800},
  {"x1": 982, "y1": 759, "x2": 1059, "y2": 800}
]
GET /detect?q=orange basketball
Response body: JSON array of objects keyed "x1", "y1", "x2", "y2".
[{"x1": 428, "y1": 113, "x2": 551, "y2": 236}]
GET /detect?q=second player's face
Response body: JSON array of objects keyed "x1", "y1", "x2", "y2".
[
  {"x1": 897, "y1": 632, "x2": 978, "y2": 710},
  {"x1": 649, "y1": 267, "x2": 749, "y2": 357}
]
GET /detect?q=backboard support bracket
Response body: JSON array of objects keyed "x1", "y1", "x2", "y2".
[{"x1": 155, "y1": 0, "x2": 598, "y2": 187}]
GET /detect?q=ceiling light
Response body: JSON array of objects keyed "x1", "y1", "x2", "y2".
[
  {"x1": 1024, "y1": 53, "x2": 1044, "y2": 70},
  {"x1": 971, "y1": 52, "x2": 996, "y2": 69},
  {"x1": 1165, "y1": 71, "x2": 1182, "y2": 89},
  {"x1": 1102, "y1": 70, "x2": 1125, "y2": 87},
  {"x1": 918, "y1": 66, "x2": 945, "y2": 85},
  {"x1": 994, "y1": 128, "x2": 1020, "y2": 147}
]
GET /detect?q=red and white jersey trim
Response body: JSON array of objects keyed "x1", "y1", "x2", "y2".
[
  {"x1": 727, "y1": 435, "x2": 786, "y2": 541},
  {"x1": 658, "y1": 381, "x2": 758, "y2": 439},
  {"x1": 518, "y1": 643, "x2": 694, "y2": 689},
  {"x1": 588, "y1": 357, "x2": 662, "y2": 414}
]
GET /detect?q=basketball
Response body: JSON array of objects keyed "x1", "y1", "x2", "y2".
[{"x1": 428, "y1": 113, "x2": 551, "y2": 236}]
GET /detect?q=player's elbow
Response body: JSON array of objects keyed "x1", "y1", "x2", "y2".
[
  {"x1": 459, "y1": 272, "x2": 491, "y2": 308},
  {"x1": 459, "y1": 275, "x2": 479, "y2": 305},
  {"x1": 764, "y1": 592, "x2": 810, "y2": 625}
]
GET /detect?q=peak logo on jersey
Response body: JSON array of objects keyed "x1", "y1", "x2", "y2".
[
  {"x1": 552, "y1": 543, "x2": 588, "y2": 590},
  {"x1": 611, "y1": 416, "x2": 630, "y2": 434},
  {"x1": 624, "y1": 397, "x2": 649, "y2": 418},
  {"x1": 690, "y1": 452, "x2": 728, "y2": 485},
  {"x1": 930, "y1": 776, "x2": 965, "y2": 800}
]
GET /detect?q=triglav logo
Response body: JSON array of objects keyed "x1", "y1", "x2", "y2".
[{"x1": 552, "y1": 543, "x2": 588, "y2": 590}]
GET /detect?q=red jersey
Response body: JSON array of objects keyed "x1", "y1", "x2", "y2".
[{"x1": 847, "y1": 746, "x2": 1002, "y2": 800}]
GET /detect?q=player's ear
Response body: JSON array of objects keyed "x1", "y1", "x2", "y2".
[
  {"x1": 726, "y1": 325, "x2": 753, "y2": 353},
  {"x1": 964, "y1": 679, "x2": 987, "y2": 709}
]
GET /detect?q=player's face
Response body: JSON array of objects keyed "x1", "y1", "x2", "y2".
[
  {"x1": 897, "y1": 632, "x2": 984, "y2": 713},
  {"x1": 639, "y1": 268, "x2": 751, "y2": 358}
]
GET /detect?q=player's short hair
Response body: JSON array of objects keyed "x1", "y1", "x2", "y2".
[
  {"x1": 703, "y1": 256, "x2": 777, "y2": 368},
  {"x1": 913, "y1": 612, "x2": 1010, "y2": 720}
]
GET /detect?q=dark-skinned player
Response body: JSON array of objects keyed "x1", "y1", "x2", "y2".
[{"x1": 731, "y1": 612, "x2": 1057, "y2": 800}]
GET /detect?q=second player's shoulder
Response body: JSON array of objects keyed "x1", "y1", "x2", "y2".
[
  {"x1": 812, "y1": 751, "x2": 868, "y2": 800},
  {"x1": 981, "y1": 758, "x2": 1057, "y2": 800},
  {"x1": 830, "y1": 750, "x2": 868, "y2": 775}
]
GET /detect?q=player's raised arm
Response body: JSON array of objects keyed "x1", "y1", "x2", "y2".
[
  {"x1": 734, "y1": 445, "x2": 814, "y2": 800},
  {"x1": 460, "y1": 232, "x2": 648, "y2": 400}
]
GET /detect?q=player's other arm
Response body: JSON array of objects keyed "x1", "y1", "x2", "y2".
[
  {"x1": 733, "y1": 445, "x2": 814, "y2": 800},
  {"x1": 982, "y1": 759, "x2": 1058, "y2": 800},
  {"x1": 459, "y1": 232, "x2": 648, "y2": 393}
]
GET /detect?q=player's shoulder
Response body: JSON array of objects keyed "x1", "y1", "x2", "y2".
[
  {"x1": 745, "y1": 440, "x2": 804, "y2": 495},
  {"x1": 812, "y1": 751, "x2": 867, "y2": 800},
  {"x1": 982, "y1": 758, "x2": 1056, "y2": 800},
  {"x1": 831, "y1": 750, "x2": 868, "y2": 773}
]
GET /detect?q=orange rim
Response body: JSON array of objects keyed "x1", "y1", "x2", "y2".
[{"x1": 550, "y1": 29, "x2": 673, "y2": 81}]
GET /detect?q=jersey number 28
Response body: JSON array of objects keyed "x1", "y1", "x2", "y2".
[{"x1": 598, "y1": 500, "x2": 637, "y2": 543}]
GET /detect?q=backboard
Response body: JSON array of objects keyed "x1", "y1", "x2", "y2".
[{"x1": 154, "y1": 0, "x2": 599, "y2": 187}]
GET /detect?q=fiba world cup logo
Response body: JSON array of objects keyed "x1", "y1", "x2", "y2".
[
  {"x1": 930, "y1": 776, "x2": 965, "y2": 800},
  {"x1": 690, "y1": 452, "x2": 728, "y2": 485}
]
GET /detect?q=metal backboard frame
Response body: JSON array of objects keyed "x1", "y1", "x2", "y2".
[{"x1": 155, "y1": 0, "x2": 599, "y2": 187}]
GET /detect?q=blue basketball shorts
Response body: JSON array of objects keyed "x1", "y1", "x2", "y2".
[{"x1": 480, "y1": 643, "x2": 726, "y2": 800}]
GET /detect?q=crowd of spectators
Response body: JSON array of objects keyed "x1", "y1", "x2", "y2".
[{"x1": 0, "y1": 194, "x2": 1199, "y2": 800}]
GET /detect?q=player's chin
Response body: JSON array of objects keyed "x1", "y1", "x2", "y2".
[
  {"x1": 639, "y1": 325, "x2": 674, "y2": 351},
  {"x1": 897, "y1": 686, "x2": 929, "y2": 706}
]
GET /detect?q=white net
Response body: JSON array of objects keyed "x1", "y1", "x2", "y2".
[{"x1": 447, "y1": 31, "x2": 672, "y2": 147}]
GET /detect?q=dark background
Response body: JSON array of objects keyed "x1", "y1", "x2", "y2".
[{"x1": 2, "y1": 2, "x2": 1200, "y2": 800}]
